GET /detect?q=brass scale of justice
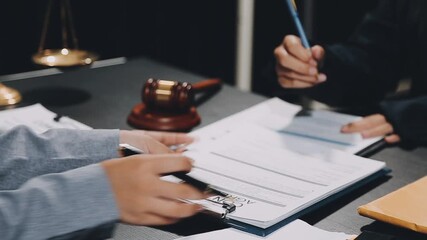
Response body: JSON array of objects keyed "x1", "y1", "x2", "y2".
[
  {"x1": 0, "y1": 0, "x2": 97, "y2": 106},
  {"x1": 1, "y1": 0, "x2": 222, "y2": 132}
]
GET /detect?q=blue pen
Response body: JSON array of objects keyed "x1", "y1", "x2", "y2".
[{"x1": 285, "y1": 0, "x2": 311, "y2": 49}]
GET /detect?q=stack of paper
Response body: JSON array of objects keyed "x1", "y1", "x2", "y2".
[
  {"x1": 183, "y1": 122, "x2": 386, "y2": 235},
  {"x1": 177, "y1": 98, "x2": 388, "y2": 236}
]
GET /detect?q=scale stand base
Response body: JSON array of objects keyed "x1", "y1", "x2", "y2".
[{"x1": 0, "y1": 83, "x2": 22, "y2": 106}]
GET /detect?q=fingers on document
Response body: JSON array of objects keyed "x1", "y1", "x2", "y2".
[{"x1": 341, "y1": 114, "x2": 399, "y2": 141}]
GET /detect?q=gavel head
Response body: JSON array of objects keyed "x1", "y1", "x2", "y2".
[{"x1": 142, "y1": 78, "x2": 195, "y2": 113}]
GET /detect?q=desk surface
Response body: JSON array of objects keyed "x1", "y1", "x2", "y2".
[{"x1": 5, "y1": 57, "x2": 427, "y2": 239}]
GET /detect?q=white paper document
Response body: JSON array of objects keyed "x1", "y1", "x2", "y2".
[
  {"x1": 177, "y1": 219, "x2": 355, "y2": 240},
  {"x1": 195, "y1": 98, "x2": 382, "y2": 154},
  {"x1": 0, "y1": 104, "x2": 92, "y2": 133},
  {"x1": 184, "y1": 121, "x2": 386, "y2": 231}
]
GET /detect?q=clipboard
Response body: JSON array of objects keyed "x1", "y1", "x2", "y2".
[
  {"x1": 355, "y1": 139, "x2": 388, "y2": 157},
  {"x1": 186, "y1": 122, "x2": 391, "y2": 237}
]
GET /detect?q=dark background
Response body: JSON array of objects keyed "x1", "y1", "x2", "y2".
[{"x1": 0, "y1": 0, "x2": 378, "y2": 96}]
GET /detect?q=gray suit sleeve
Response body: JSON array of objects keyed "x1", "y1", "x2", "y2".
[
  {"x1": 0, "y1": 126, "x2": 120, "y2": 190},
  {"x1": 0, "y1": 163, "x2": 120, "y2": 240}
]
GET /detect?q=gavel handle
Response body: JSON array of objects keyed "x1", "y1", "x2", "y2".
[{"x1": 192, "y1": 78, "x2": 222, "y2": 93}]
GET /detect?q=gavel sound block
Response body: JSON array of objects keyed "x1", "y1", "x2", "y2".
[{"x1": 127, "y1": 78, "x2": 221, "y2": 132}]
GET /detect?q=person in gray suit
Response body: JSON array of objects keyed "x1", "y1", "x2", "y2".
[{"x1": 0, "y1": 126, "x2": 205, "y2": 240}]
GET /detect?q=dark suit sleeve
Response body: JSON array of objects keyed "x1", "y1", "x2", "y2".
[
  {"x1": 307, "y1": 0, "x2": 403, "y2": 108},
  {"x1": 307, "y1": 0, "x2": 427, "y2": 147},
  {"x1": 381, "y1": 96, "x2": 427, "y2": 147}
]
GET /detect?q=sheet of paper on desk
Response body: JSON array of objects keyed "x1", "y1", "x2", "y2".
[
  {"x1": 0, "y1": 104, "x2": 91, "y2": 133},
  {"x1": 185, "y1": 123, "x2": 386, "y2": 229},
  {"x1": 176, "y1": 219, "x2": 355, "y2": 240},
  {"x1": 190, "y1": 97, "x2": 382, "y2": 154},
  {"x1": 282, "y1": 110, "x2": 364, "y2": 145}
]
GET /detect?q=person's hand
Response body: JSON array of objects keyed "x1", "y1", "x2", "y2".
[
  {"x1": 341, "y1": 114, "x2": 401, "y2": 144},
  {"x1": 101, "y1": 154, "x2": 205, "y2": 226},
  {"x1": 274, "y1": 35, "x2": 327, "y2": 88},
  {"x1": 119, "y1": 130, "x2": 194, "y2": 154}
]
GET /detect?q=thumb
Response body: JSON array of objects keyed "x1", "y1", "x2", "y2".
[{"x1": 311, "y1": 45, "x2": 325, "y2": 62}]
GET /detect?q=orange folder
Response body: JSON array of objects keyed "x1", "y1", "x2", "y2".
[{"x1": 357, "y1": 176, "x2": 427, "y2": 234}]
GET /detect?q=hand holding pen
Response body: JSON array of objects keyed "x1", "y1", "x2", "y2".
[
  {"x1": 119, "y1": 143, "x2": 228, "y2": 197},
  {"x1": 101, "y1": 153, "x2": 206, "y2": 226},
  {"x1": 274, "y1": 0, "x2": 327, "y2": 89},
  {"x1": 118, "y1": 130, "x2": 228, "y2": 197},
  {"x1": 95, "y1": 130, "x2": 206, "y2": 226}
]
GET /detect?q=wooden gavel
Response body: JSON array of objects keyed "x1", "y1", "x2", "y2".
[
  {"x1": 142, "y1": 78, "x2": 222, "y2": 113},
  {"x1": 127, "y1": 78, "x2": 222, "y2": 131}
]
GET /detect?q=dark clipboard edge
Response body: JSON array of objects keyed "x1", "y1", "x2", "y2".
[
  {"x1": 355, "y1": 138, "x2": 388, "y2": 157},
  {"x1": 223, "y1": 167, "x2": 392, "y2": 237}
]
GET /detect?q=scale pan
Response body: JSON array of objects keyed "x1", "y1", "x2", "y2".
[{"x1": 32, "y1": 48, "x2": 98, "y2": 67}]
